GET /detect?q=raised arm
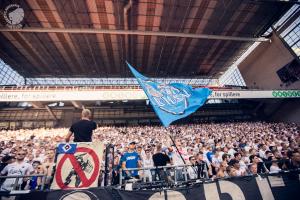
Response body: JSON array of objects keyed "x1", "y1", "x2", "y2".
[{"x1": 65, "y1": 130, "x2": 73, "y2": 142}]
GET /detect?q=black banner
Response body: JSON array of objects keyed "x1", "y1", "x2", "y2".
[{"x1": 13, "y1": 171, "x2": 300, "y2": 200}]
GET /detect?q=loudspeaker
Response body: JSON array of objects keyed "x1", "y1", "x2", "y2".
[{"x1": 277, "y1": 59, "x2": 300, "y2": 83}]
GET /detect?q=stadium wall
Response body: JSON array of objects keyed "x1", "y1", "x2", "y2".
[
  {"x1": 0, "y1": 102, "x2": 256, "y2": 129},
  {"x1": 270, "y1": 99, "x2": 300, "y2": 124},
  {"x1": 238, "y1": 33, "x2": 300, "y2": 90},
  {"x1": 238, "y1": 33, "x2": 300, "y2": 124}
]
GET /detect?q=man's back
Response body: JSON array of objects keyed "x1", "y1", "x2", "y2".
[
  {"x1": 69, "y1": 119, "x2": 96, "y2": 142},
  {"x1": 153, "y1": 153, "x2": 170, "y2": 167}
]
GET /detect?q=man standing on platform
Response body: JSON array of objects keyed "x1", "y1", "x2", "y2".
[{"x1": 65, "y1": 109, "x2": 97, "y2": 142}]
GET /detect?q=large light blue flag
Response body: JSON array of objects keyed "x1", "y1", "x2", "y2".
[{"x1": 126, "y1": 62, "x2": 212, "y2": 127}]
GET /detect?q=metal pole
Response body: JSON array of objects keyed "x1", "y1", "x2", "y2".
[
  {"x1": 204, "y1": 163, "x2": 209, "y2": 179},
  {"x1": 0, "y1": 28, "x2": 270, "y2": 42},
  {"x1": 40, "y1": 175, "x2": 46, "y2": 190},
  {"x1": 12, "y1": 177, "x2": 19, "y2": 190},
  {"x1": 183, "y1": 165, "x2": 188, "y2": 181},
  {"x1": 104, "y1": 144, "x2": 111, "y2": 186},
  {"x1": 168, "y1": 129, "x2": 186, "y2": 165},
  {"x1": 111, "y1": 145, "x2": 115, "y2": 185},
  {"x1": 119, "y1": 169, "x2": 123, "y2": 186},
  {"x1": 143, "y1": 168, "x2": 146, "y2": 183},
  {"x1": 174, "y1": 166, "x2": 177, "y2": 184}
]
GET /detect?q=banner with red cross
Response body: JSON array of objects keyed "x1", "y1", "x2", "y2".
[{"x1": 51, "y1": 142, "x2": 103, "y2": 190}]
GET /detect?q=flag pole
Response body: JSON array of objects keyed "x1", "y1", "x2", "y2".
[
  {"x1": 166, "y1": 127, "x2": 186, "y2": 165},
  {"x1": 166, "y1": 127, "x2": 199, "y2": 177}
]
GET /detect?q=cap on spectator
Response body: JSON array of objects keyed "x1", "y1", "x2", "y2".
[{"x1": 129, "y1": 141, "x2": 136, "y2": 145}]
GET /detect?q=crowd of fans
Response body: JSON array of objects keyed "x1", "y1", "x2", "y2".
[{"x1": 0, "y1": 122, "x2": 299, "y2": 190}]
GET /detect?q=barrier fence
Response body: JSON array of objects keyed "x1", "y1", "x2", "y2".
[
  {"x1": 0, "y1": 174, "x2": 47, "y2": 191},
  {"x1": 0, "y1": 161, "x2": 296, "y2": 187},
  {"x1": 0, "y1": 170, "x2": 299, "y2": 200},
  {"x1": 0, "y1": 162, "x2": 297, "y2": 190},
  {"x1": 119, "y1": 163, "x2": 208, "y2": 186}
]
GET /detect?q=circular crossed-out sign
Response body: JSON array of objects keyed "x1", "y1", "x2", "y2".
[{"x1": 55, "y1": 147, "x2": 100, "y2": 189}]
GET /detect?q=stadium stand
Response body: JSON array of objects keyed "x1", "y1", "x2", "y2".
[{"x1": 1, "y1": 122, "x2": 299, "y2": 187}]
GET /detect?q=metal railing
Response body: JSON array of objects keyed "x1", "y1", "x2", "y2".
[
  {"x1": 118, "y1": 163, "x2": 208, "y2": 186},
  {"x1": 116, "y1": 159, "x2": 299, "y2": 186},
  {"x1": 0, "y1": 174, "x2": 47, "y2": 191},
  {"x1": 0, "y1": 165, "x2": 298, "y2": 192},
  {"x1": 117, "y1": 164, "x2": 300, "y2": 190}
]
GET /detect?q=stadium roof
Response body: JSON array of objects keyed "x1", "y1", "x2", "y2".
[{"x1": 0, "y1": 0, "x2": 296, "y2": 80}]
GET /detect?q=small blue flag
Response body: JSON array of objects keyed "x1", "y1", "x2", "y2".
[
  {"x1": 126, "y1": 62, "x2": 212, "y2": 127},
  {"x1": 57, "y1": 143, "x2": 77, "y2": 154}
]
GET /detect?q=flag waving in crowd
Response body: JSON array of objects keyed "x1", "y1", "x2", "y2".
[{"x1": 126, "y1": 62, "x2": 212, "y2": 127}]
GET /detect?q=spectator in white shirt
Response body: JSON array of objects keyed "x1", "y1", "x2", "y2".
[
  {"x1": 1, "y1": 150, "x2": 34, "y2": 191},
  {"x1": 143, "y1": 149, "x2": 154, "y2": 182},
  {"x1": 187, "y1": 156, "x2": 198, "y2": 179},
  {"x1": 269, "y1": 156, "x2": 281, "y2": 173}
]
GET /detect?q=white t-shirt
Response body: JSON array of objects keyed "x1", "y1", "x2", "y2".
[
  {"x1": 228, "y1": 148, "x2": 236, "y2": 157},
  {"x1": 1, "y1": 148, "x2": 11, "y2": 155},
  {"x1": 212, "y1": 156, "x2": 222, "y2": 168},
  {"x1": 259, "y1": 150, "x2": 266, "y2": 159},
  {"x1": 143, "y1": 157, "x2": 154, "y2": 168},
  {"x1": 270, "y1": 165, "x2": 281, "y2": 173},
  {"x1": 218, "y1": 151, "x2": 224, "y2": 161},
  {"x1": 236, "y1": 168, "x2": 246, "y2": 176},
  {"x1": 239, "y1": 160, "x2": 247, "y2": 171},
  {"x1": 172, "y1": 151, "x2": 185, "y2": 166},
  {"x1": 244, "y1": 145, "x2": 251, "y2": 152},
  {"x1": 202, "y1": 150, "x2": 210, "y2": 164},
  {"x1": 1, "y1": 162, "x2": 34, "y2": 190},
  {"x1": 187, "y1": 166, "x2": 198, "y2": 179}
]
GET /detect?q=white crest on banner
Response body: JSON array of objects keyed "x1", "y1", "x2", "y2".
[
  {"x1": 140, "y1": 79, "x2": 191, "y2": 115},
  {"x1": 62, "y1": 144, "x2": 71, "y2": 152}
]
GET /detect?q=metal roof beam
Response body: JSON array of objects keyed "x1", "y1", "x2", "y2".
[
  {"x1": 71, "y1": 101, "x2": 84, "y2": 109},
  {"x1": 30, "y1": 101, "x2": 43, "y2": 108},
  {"x1": 0, "y1": 28, "x2": 270, "y2": 42},
  {"x1": 45, "y1": 105, "x2": 57, "y2": 120}
]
